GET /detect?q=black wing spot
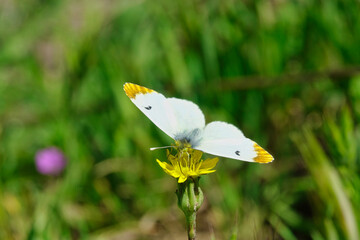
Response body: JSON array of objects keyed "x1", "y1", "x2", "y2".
[
  {"x1": 235, "y1": 150, "x2": 241, "y2": 156},
  {"x1": 145, "y1": 106, "x2": 152, "y2": 110}
]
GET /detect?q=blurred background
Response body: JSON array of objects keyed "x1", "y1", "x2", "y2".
[{"x1": 1, "y1": 0, "x2": 360, "y2": 239}]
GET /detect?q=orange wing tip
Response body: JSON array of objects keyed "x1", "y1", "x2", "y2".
[
  {"x1": 253, "y1": 142, "x2": 274, "y2": 163},
  {"x1": 123, "y1": 82, "x2": 155, "y2": 99}
]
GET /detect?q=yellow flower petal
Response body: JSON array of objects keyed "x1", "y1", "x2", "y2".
[
  {"x1": 200, "y1": 157, "x2": 219, "y2": 170},
  {"x1": 167, "y1": 150, "x2": 177, "y2": 165},
  {"x1": 192, "y1": 150, "x2": 203, "y2": 161},
  {"x1": 178, "y1": 175, "x2": 188, "y2": 183},
  {"x1": 156, "y1": 159, "x2": 180, "y2": 178},
  {"x1": 198, "y1": 169, "x2": 216, "y2": 175}
]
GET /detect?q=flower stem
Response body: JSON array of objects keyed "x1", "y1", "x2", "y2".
[
  {"x1": 187, "y1": 180, "x2": 197, "y2": 240},
  {"x1": 186, "y1": 210, "x2": 197, "y2": 240},
  {"x1": 177, "y1": 178, "x2": 204, "y2": 240}
]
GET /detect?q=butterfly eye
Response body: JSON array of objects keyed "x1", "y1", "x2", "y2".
[
  {"x1": 144, "y1": 106, "x2": 152, "y2": 110},
  {"x1": 235, "y1": 150, "x2": 241, "y2": 156}
]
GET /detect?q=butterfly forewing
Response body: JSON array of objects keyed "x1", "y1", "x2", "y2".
[
  {"x1": 195, "y1": 121, "x2": 273, "y2": 163},
  {"x1": 123, "y1": 83, "x2": 205, "y2": 141},
  {"x1": 124, "y1": 83, "x2": 177, "y2": 138}
]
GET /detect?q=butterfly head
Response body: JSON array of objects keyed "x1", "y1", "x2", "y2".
[
  {"x1": 175, "y1": 140, "x2": 192, "y2": 151},
  {"x1": 173, "y1": 128, "x2": 202, "y2": 150}
]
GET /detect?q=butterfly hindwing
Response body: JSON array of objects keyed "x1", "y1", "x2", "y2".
[{"x1": 166, "y1": 98, "x2": 205, "y2": 140}]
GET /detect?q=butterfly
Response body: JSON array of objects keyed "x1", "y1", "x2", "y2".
[{"x1": 123, "y1": 83, "x2": 274, "y2": 163}]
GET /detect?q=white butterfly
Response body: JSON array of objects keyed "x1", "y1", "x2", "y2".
[{"x1": 124, "y1": 83, "x2": 273, "y2": 163}]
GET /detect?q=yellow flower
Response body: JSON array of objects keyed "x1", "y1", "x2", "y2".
[{"x1": 156, "y1": 148, "x2": 219, "y2": 183}]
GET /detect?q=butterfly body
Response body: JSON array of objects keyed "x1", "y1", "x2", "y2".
[
  {"x1": 124, "y1": 82, "x2": 274, "y2": 163},
  {"x1": 174, "y1": 128, "x2": 203, "y2": 147}
]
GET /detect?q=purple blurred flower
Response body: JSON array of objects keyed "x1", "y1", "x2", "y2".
[{"x1": 35, "y1": 147, "x2": 67, "y2": 176}]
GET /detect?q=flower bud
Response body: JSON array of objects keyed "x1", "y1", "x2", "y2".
[{"x1": 177, "y1": 178, "x2": 204, "y2": 217}]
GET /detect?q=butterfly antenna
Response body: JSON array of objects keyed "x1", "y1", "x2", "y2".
[{"x1": 150, "y1": 146, "x2": 175, "y2": 151}]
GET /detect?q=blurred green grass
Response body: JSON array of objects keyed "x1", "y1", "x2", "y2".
[{"x1": 1, "y1": 0, "x2": 360, "y2": 239}]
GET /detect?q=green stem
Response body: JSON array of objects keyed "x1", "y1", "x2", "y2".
[
  {"x1": 186, "y1": 211, "x2": 197, "y2": 240},
  {"x1": 177, "y1": 178, "x2": 203, "y2": 240},
  {"x1": 186, "y1": 180, "x2": 197, "y2": 240}
]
